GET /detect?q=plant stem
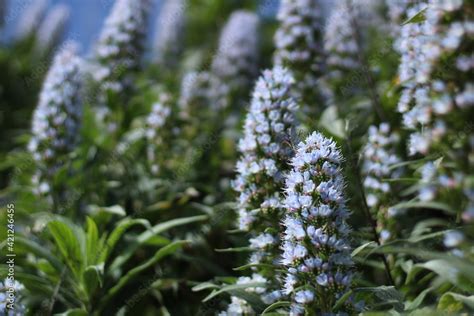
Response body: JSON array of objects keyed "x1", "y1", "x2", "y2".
[
  {"x1": 345, "y1": 136, "x2": 395, "y2": 286},
  {"x1": 47, "y1": 267, "x2": 66, "y2": 316}
]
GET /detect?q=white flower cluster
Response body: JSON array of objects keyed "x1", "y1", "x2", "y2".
[
  {"x1": 28, "y1": 45, "x2": 83, "y2": 193},
  {"x1": 397, "y1": 1, "x2": 473, "y2": 215},
  {"x1": 154, "y1": 0, "x2": 187, "y2": 67},
  {"x1": 444, "y1": 229, "x2": 471, "y2": 258},
  {"x1": 178, "y1": 71, "x2": 217, "y2": 118},
  {"x1": 417, "y1": 161, "x2": 464, "y2": 203},
  {"x1": 232, "y1": 66, "x2": 298, "y2": 309},
  {"x1": 219, "y1": 274, "x2": 270, "y2": 315},
  {"x1": 274, "y1": 0, "x2": 324, "y2": 106},
  {"x1": 15, "y1": 0, "x2": 47, "y2": 40},
  {"x1": 362, "y1": 123, "x2": 402, "y2": 242},
  {"x1": 324, "y1": 0, "x2": 384, "y2": 79},
  {"x1": 219, "y1": 296, "x2": 253, "y2": 316},
  {"x1": 145, "y1": 94, "x2": 173, "y2": 175},
  {"x1": 324, "y1": 1, "x2": 359, "y2": 74},
  {"x1": 282, "y1": 132, "x2": 356, "y2": 315},
  {"x1": 36, "y1": 4, "x2": 70, "y2": 54},
  {"x1": 385, "y1": 0, "x2": 414, "y2": 36},
  {"x1": 234, "y1": 66, "x2": 298, "y2": 231},
  {"x1": 397, "y1": 1, "x2": 473, "y2": 155},
  {"x1": 93, "y1": 0, "x2": 151, "y2": 93},
  {"x1": 211, "y1": 10, "x2": 260, "y2": 107},
  {"x1": 0, "y1": 279, "x2": 26, "y2": 316}
]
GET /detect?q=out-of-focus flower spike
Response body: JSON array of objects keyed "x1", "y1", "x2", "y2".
[
  {"x1": 397, "y1": 1, "x2": 473, "y2": 204},
  {"x1": 92, "y1": 0, "x2": 151, "y2": 95},
  {"x1": 145, "y1": 93, "x2": 173, "y2": 175},
  {"x1": 35, "y1": 4, "x2": 70, "y2": 55},
  {"x1": 235, "y1": 65, "x2": 298, "y2": 232},
  {"x1": 28, "y1": 43, "x2": 83, "y2": 194},
  {"x1": 324, "y1": 1, "x2": 360, "y2": 75},
  {"x1": 211, "y1": 10, "x2": 260, "y2": 108},
  {"x1": 154, "y1": 0, "x2": 187, "y2": 67},
  {"x1": 15, "y1": 0, "x2": 47, "y2": 40},
  {"x1": 226, "y1": 66, "x2": 298, "y2": 313},
  {"x1": 178, "y1": 71, "x2": 216, "y2": 119},
  {"x1": 361, "y1": 123, "x2": 403, "y2": 243},
  {"x1": 274, "y1": 0, "x2": 325, "y2": 110}
]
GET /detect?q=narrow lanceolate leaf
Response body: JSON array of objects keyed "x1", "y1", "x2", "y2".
[
  {"x1": 108, "y1": 215, "x2": 207, "y2": 271},
  {"x1": 15, "y1": 236, "x2": 64, "y2": 273},
  {"x1": 47, "y1": 220, "x2": 84, "y2": 278},
  {"x1": 136, "y1": 215, "x2": 208, "y2": 243},
  {"x1": 202, "y1": 282, "x2": 267, "y2": 302},
  {"x1": 102, "y1": 240, "x2": 189, "y2": 305},
  {"x1": 191, "y1": 282, "x2": 220, "y2": 292},
  {"x1": 390, "y1": 200, "x2": 456, "y2": 215},
  {"x1": 402, "y1": 7, "x2": 427, "y2": 25},
  {"x1": 85, "y1": 217, "x2": 99, "y2": 266},
  {"x1": 98, "y1": 218, "x2": 150, "y2": 264},
  {"x1": 262, "y1": 301, "x2": 291, "y2": 315}
]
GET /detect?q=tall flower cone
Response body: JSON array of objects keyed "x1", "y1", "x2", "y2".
[{"x1": 282, "y1": 132, "x2": 359, "y2": 315}]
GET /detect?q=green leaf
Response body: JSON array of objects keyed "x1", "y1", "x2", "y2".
[
  {"x1": 47, "y1": 221, "x2": 84, "y2": 278},
  {"x1": 202, "y1": 282, "x2": 267, "y2": 303},
  {"x1": 407, "y1": 259, "x2": 457, "y2": 284},
  {"x1": 15, "y1": 236, "x2": 63, "y2": 273},
  {"x1": 142, "y1": 235, "x2": 171, "y2": 247},
  {"x1": 405, "y1": 287, "x2": 433, "y2": 311},
  {"x1": 319, "y1": 106, "x2": 346, "y2": 139},
  {"x1": 137, "y1": 215, "x2": 208, "y2": 243},
  {"x1": 352, "y1": 241, "x2": 376, "y2": 257},
  {"x1": 402, "y1": 7, "x2": 427, "y2": 25},
  {"x1": 98, "y1": 218, "x2": 150, "y2": 264},
  {"x1": 262, "y1": 301, "x2": 291, "y2": 315},
  {"x1": 333, "y1": 290, "x2": 353, "y2": 311},
  {"x1": 215, "y1": 247, "x2": 253, "y2": 253},
  {"x1": 95, "y1": 205, "x2": 126, "y2": 216},
  {"x1": 102, "y1": 240, "x2": 188, "y2": 307},
  {"x1": 233, "y1": 263, "x2": 275, "y2": 271},
  {"x1": 87, "y1": 205, "x2": 126, "y2": 227},
  {"x1": 56, "y1": 309, "x2": 88, "y2": 316},
  {"x1": 390, "y1": 200, "x2": 455, "y2": 215},
  {"x1": 109, "y1": 215, "x2": 207, "y2": 270},
  {"x1": 374, "y1": 246, "x2": 474, "y2": 283},
  {"x1": 438, "y1": 292, "x2": 474, "y2": 312},
  {"x1": 356, "y1": 286, "x2": 404, "y2": 312},
  {"x1": 83, "y1": 265, "x2": 103, "y2": 297},
  {"x1": 85, "y1": 217, "x2": 99, "y2": 266},
  {"x1": 191, "y1": 282, "x2": 220, "y2": 292}
]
